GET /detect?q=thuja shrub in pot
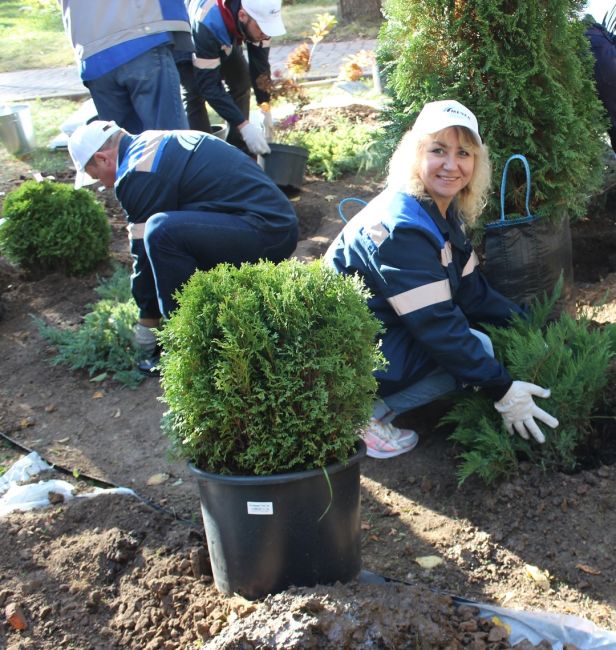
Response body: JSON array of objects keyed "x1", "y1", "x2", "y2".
[
  {"x1": 0, "y1": 180, "x2": 110, "y2": 276},
  {"x1": 443, "y1": 284, "x2": 616, "y2": 486},
  {"x1": 159, "y1": 259, "x2": 385, "y2": 598}
]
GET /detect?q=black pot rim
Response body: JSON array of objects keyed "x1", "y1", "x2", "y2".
[
  {"x1": 188, "y1": 439, "x2": 367, "y2": 486},
  {"x1": 264, "y1": 142, "x2": 308, "y2": 156}
]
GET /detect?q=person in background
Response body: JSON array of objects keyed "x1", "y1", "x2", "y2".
[
  {"x1": 585, "y1": 6, "x2": 616, "y2": 153},
  {"x1": 173, "y1": 48, "x2": 211, "y2": 132},
  {"x1": 59, "y1": 0, "x2": 191, "y2": 132},
  {"x1": 186, "y1": 0, "x2": 285, "y2": 155},
  {"x1": 326, "y1": 100, "x2": 559, "y2": 459},
  {"x1": 66, "y1": 121, "x2": 298, "y2": 373}
]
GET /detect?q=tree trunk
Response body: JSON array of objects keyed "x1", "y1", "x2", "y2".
[{"x1": 337, "y1": 0, "x2": 383, "y2": 23}]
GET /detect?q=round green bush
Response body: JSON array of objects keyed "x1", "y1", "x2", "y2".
[
  {"x1": 0, "y1": 180, "x2": 110, "y2": 276},
  {"x1": 159, "y1": 259, "x2": 385, "y2": 476}
]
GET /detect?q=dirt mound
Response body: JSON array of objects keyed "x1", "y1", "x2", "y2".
[{"x1": 0, "y1": 492, "x2": 556, "y2": 650}]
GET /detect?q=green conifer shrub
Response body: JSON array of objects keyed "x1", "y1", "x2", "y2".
[
  {"x1": 159, "y1": 259, "x2": 385, "y2": 476},
  {"x1": 378, "y1": 0, "x2": 607, "y2": 224},
  {"x1": 0, "y1": 180, "x2": 110, "y2": 275},
  {"x1": 444, "y1": 287, "x2": 616, "y2": 485},
  {"x1": 35, "y1": 265, "x2": 143, "y2": 387},
  {"x1": 278, "y1": 116, "x2": 380, "y2": 180}
]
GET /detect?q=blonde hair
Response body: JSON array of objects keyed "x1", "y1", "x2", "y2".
[{"x1": 386, "y1": 125, "x2": 491, "y2": 224}]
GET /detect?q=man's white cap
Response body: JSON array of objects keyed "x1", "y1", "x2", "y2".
[
  {"x1": 412, "y1": 99, "x2": 482, "y2": 145},
  {"x1": 67, "y1": 120, "x2": 120, "y2": 188},
  {"x1": 241, "y1": 0, "x2": 286, "y2": 37}
]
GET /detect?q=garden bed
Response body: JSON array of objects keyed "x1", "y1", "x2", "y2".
[{"x1": 1, "y1": 131, "x2": 616, "y2": 648}]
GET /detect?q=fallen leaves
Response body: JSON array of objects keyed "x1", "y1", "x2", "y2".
[
  {"x1": 147, "y1": 473, "x2": 170, "y2": 486},
  {"x1": 415, "y1": 555, "x2": 443, "y2": 570},
  {"x1": 576, "y1": 563, "x2": 602, "y2": 576},
  {"x1": 524, "y1": 564, "x2": 550, "y2": 589}
]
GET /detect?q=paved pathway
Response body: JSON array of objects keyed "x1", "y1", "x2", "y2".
[{"x1": 0, "y1": 39, "x2": 377, "y2": 104}]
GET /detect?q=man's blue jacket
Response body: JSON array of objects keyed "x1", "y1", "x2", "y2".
[
  {"x1": 187, "y1": 0, "x2": 271, "y2": 127},
  {"x1": 114, "y1": 130, "x2": 297, "y2": 319},
  {"x1": 325, "y1": 191, "x2": 522, "y2": 400}
]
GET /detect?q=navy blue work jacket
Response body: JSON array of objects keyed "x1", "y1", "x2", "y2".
[
  {"x1": 114, "y1": 130, "x2": 296, "y2": 318},
  {"x1": 325, "y1": 191, "x2": 522, "y2": 400}
]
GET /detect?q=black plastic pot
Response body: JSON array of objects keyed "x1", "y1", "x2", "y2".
[
  {"x1": 188, "y1": 441, "x2": 366, "y2": 600},
  {"x1": 261, "y1": 142, "x2": 308, "y2": 189}
]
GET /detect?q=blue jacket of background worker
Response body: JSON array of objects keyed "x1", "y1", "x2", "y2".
[
  {"x1": 325, "y1": 190, "x2": 524, "y2": 400},
  {"x1": 114, "y1": 130, "x2": 297, "y2": 317},
  {"x1": 187, "y1": 0, "x2": 272, "y2": 127}
]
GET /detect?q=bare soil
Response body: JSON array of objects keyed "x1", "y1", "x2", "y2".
[{"x1": 1, "y1": 113, "x2": 616, "y2": 649}]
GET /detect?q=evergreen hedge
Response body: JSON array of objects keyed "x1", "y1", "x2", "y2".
[
  {"x1": 0, "y1": 180, "x2": 110, "y2": 276},
  {"x1": 378, "y1": 0, "x2": 607, "y2": 224}
]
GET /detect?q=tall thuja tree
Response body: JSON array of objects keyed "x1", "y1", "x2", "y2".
[{"x1": 378, "y1": 0, "x2": 607, "y2": 223}]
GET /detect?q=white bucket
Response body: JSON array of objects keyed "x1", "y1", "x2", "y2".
[{"x1": 0, "y1": 104, "x2": 36, "y2": 154}]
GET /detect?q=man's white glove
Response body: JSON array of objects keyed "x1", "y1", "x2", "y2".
[
  {"x1": 261, "y1": 110, "x2": 274, "y2": 142},
  {"x1": 239, "y1": 122, "x2": 271, "y2": 155},
  {"x1": 133, "y1": 323, "x2": 158, "y2": 357},
  {"x1": 494, "y1": 381, "x2": 559, "y2": 444}
]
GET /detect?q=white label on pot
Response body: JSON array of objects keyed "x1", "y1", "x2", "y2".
[{"x1": 247, "y1": 501, "x2": 273, "y2": 515}]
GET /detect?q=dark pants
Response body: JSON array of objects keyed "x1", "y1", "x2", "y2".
[
  {"x1": 176, "y1": 46, "x2": 251, "y2": 150},
  {"x1": 143, "y1": 210, "x2": 298, "y2": 318},
  {"x1": 176, "y1": 59, "x2": 212, "y2": 133}
]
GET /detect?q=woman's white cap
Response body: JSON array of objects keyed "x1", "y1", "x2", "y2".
[
  {"x1": 67, "y1": 120, "x2": 120, "y2": 188},
  {"x1": 241, "y1": 0, "x2": 286, "y2": 37},
  {"x1": 413, "y1": 100, "x2": 482, "y2": 144}
]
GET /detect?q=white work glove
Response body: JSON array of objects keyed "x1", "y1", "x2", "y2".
[
  {"x1": 239, "y1": 122, "x2": 271, "y2": 155},
  {"x1": 133, "y1": 323, "x2": 158, "y2": 357},
  {"x1": 494, "y1": 381, "x2": 559, "y2": 444},
  {"x1": 261, "y1": 110, "x2": 274, "y2": 142}
]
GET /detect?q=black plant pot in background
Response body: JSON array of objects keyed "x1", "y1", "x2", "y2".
[
  {"x1": 188, "y1": 441, "x2": 366, "y2": 600},
  {"x1": 260, "y1": 142, "x2": 308, "y2": 190}
]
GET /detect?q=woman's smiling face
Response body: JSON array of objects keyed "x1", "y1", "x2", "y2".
[{"x1": 418, "y1": 126, "x2": 475, "y2": 216}]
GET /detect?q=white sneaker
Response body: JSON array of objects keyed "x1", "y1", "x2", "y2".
[{"x1": 362, "y1": 418, "x2": 419, "y2": 459}]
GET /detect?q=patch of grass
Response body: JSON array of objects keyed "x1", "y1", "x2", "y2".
[
  {"x1": 29, "y1": 97, "x2": 81, "y2": 147},
  {"x1": 0, "y1": 1, "x2": 73, "y2": 72},
  {"x1": 0, "y1": 97, "x2": 78, "y2": 180},
  {"x1": 28, "y1": 97, "x2": 80, "y2": 175},
  {"x1": 280, "y1": 1, "x2": 381, "y2": 43}
]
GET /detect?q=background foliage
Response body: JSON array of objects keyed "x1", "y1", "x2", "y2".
[
  {"x1": 160, "y1": 259, "x2": 385, "y2": 476},
  {"x1": 0, "y1": 180, "x2": 110, "y2": 276},
  {"x1": 280, "y1": 115, "x2": 379, "y2": 179},
  {"x1": 378, "y1": 0, "x2": 607, "y2": 225}
]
